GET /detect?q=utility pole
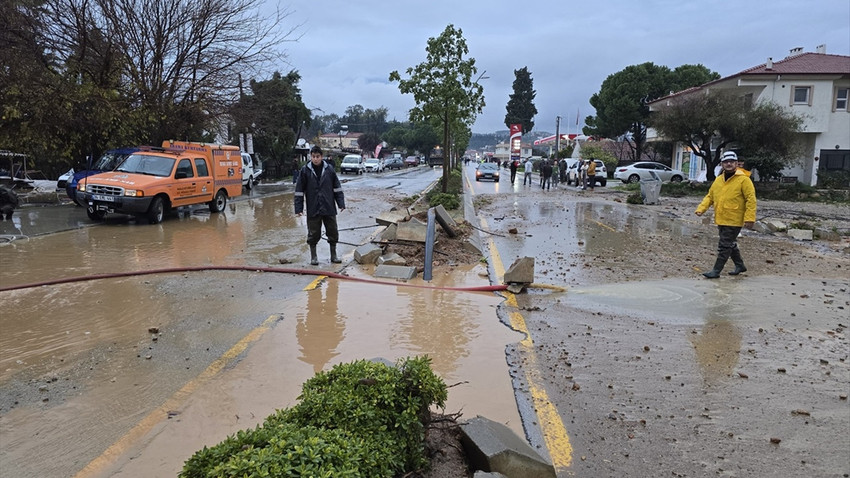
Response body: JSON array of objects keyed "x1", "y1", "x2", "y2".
[{"x1": 555, "y1": 116, "x2": 561, "y2": 158}]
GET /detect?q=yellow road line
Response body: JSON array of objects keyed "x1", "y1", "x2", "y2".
[
  {"x1": 480, "y1": 214, "x2": 573, "y2": 471},
  {"x1": 73, "y1": 313, "x2": 281, "y2": 478},
  {"x1": 304, "y1": 275, "x2": 327, "y2": 291}
]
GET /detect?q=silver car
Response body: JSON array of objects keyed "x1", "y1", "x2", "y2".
[{"x1": 614, "y1": 162, "x2": 685, "y2": 183}]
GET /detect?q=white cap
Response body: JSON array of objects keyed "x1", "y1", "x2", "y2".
[{"x1": 721, "y1": 151, "x2": 738, "y2": 162}]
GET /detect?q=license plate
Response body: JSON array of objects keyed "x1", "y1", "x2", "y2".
[{"x1": 92, "y1": 194, "x2": 115, "y2": 202}]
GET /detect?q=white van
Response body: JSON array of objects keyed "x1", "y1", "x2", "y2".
[{"x1": 241, "y1": 153, "x2": 262, "y2": 189}]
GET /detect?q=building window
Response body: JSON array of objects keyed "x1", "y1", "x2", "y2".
[
  {"x1": 835, "y1": 88, "x2": 849, "y2": 111},
  {"x1": 792, "y1": 86, "x2": 812, "y2": 105}
]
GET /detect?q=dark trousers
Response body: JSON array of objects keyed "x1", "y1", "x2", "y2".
[
  {"x1": 716, "y1": 225, "x2": 742, "y2": 261},
  {"x1": 510, "y1": 169, "x2": 517, "y2": 183},
  {"x1": 307, "y1": 215, "x2": 339, "y2": 246},
  {"x1": 542, "y1": 176, "x2": 551, "y2": 190}
]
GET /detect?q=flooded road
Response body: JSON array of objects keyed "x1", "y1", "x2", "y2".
[
  {"x1": 470, "y1": 169, "x2": 849, "y2": 477},
  {"x1": 0, "y1": 167, "x2": 525, "y2": 477}
]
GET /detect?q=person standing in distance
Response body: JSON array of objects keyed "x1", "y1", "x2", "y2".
[
  {"x1": 695, "y1": 151, "x2": 756, "y2": 278},
  {"x1": 523, "y1": 158, "x2": 534, "y2": 186},
  {"x1": 295, "y1": 146, "x2": 346, "y2": 265}
]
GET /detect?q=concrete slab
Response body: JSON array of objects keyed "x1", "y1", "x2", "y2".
[
  {"x1": 374, "y1": 264, "x2": 417, "y2": 280},
  {"x1": 354, "y1": 243, "x2": 383, "y2": 264},
  {"x1": 434, "y1": 204, "x2": 457, "y2": 237},
  {"x1": 762, "y1": 218, "x2": 788, "y2": 232},
  {"x1": 377, "y1": 253, "x2": 407, "y2": 266},
  {"x1": 504, "y1": 257, "x2": 534, "y2": 284},
  {"x1": 375, "y1": 210, "x2": 408, "y2": 226},
  {"x1": 460, "y1": 416, "x2": 556, "y2": 478},
  {"x1": 379, "y1": 223, "x2": 397, "y2": 242},
  {"x1": 788, "y1": 228, "x2": 813, "y2": 241},
  {"x1": 396, "y1": 218, "x2": 427, "y2": 243}
]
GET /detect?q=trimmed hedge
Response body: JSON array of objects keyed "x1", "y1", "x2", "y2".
[{"x1": 180, "y1": 356, "x2": 447, "y2": 478}]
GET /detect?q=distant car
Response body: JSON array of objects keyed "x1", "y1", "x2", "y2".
[
  {"x1": 566, "y1": 159, "x2": 607, "y2": 187},
  {"x1": 67, "y1": 147, "x2": 139, "y2": 205},
  {"x1": 364, "y1": 158, "x2": 384, "y2": 173},
  {"x1": 614, "y1": 162, "x2": 685, "y2": 183},
  {"x1": 384, "y1": 157, "x2": 404, "y2": 170},
  {"x1": 405, "y1": 156, "x2": 419, "y2": 167},
  {"x1": 340, "y1": 154, "x2": 365, "y2": 175},
  {"x1": 57, "y1": 168, "x2": 74, "y2": 190},
  {"x1": 475, "y1": 162, "x2": 500, "y2": 181}
]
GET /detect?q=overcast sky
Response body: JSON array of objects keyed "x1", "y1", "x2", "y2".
[{"x1": 269, "y1": 0, "x2": 850, "y2": 135}]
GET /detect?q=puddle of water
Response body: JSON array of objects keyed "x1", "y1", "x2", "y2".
[{"x1": 88, "y1": 264, "x2": 525, "y2": 477}]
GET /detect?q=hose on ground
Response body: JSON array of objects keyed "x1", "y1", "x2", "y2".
[{"x1": 0, "y1": 265, "x2": 512, "y2": 293}]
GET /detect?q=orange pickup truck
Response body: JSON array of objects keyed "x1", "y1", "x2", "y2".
[{"x1": 77, "y1": 141, "x2": 243, "y2": 224}]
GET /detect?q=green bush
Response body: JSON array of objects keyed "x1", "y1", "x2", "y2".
[
  {"x1": 816, "y1": 170, "x2": 850, "y2": 189},
  {"x1": 180, "y1": 356, "x2": 447, "y2": 478},
  {"x1": 427, "y1": 192, "x2": 460, "y2": 210}
]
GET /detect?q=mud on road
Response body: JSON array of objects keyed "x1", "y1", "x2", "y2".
[{"x1": 477, "y1": 188, "x2": 849, "y2": 477}]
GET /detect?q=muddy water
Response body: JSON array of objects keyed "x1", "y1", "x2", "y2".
[{"x1": 1, "y1": 185, "x2": 527, "y2": 477}]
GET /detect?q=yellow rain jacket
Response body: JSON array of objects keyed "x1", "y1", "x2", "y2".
[{"x1": 696, "y1": 170, "x2": 757, "y2": 226}]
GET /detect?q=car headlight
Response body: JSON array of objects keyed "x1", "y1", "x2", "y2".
[{"x1": 125, "y1": 190, "x2": 144, "y2": 197}]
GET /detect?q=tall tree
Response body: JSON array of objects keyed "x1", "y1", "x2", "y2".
[
  {"x1": 390, "y1": 24, "x2": 485, "y2": 192},
  {"x1": 650, "y1": 91, "x2": 802, "y2": 181},
  {"x1": 43, "y1": 0, "x2": 297, "y2": 142},
  {"x1": 504, "y1": 66, "x2": 537, "y2": 134},
  {"x1": 585, "y1": 62, "x2": 718, "y2": 163},
  {"x1": 231, "y1": 71, "x2": 309, "y2": 179}
]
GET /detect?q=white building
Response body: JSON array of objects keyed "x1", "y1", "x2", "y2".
[{"x1": 649, "y1": 46, "x2": 849, "y2": 186}]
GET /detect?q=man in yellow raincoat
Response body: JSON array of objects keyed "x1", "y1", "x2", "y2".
[{"x1": 695, "y1": 151, "x2": 757, "y2": 278}]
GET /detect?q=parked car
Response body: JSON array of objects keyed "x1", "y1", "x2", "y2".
[
  {"x1": 66, "y1": 147, "x2": 139, "y2": 205},
  {"x1": 56, "y1": 168, "x2": 74, "y2": 190},
  {"x1": 475, "y1": 162, "x2": 500, "y2": 181},
  {"x1": 340, "y1": 154, "x2": 365, "y2": 175},
  {"x1": 405, "y1": 156, "x2": 419, "y2": 167},
  {"x1": 385, "y1": 157, "x2": 404, "y2": 170},
  {"x1": 364, "y1": 158, "x2": 384, "y2": 173},
  {"x1": 614, "y1": 162, "x2": 685, "y2": 183},
  {"x1": 566, "y1": 159, "x2": 607, "y2": 187}
]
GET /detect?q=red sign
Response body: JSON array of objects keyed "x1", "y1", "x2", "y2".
[{"x1": 510, "y1": 124, "x2": 521, "y2": 160}]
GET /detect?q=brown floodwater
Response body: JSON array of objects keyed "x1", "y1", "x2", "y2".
[{"x1": 1, "y1": 187, "x2": 525, "y2": 478}]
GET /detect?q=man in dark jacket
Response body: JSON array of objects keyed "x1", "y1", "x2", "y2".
[
  {"x1": 541, "y1": 160, "x2": 553, "y2": 191},
  {"x1": 294, "y1": 146, "x2": 346, "y2": 265}
]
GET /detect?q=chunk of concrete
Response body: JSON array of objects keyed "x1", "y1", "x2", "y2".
[
  {"x1": 354, "y1": 243, "x2": 383, "y2": 265},
  {"x1": 374, "y1": 264, "x2": 417, "y2": 280},
  {"x1": 396, "y1": 218, "x2": 427, "y2": 243},
  {"x1": 433, "y1": 204, "x2": 457, "y2": 238},
  {"x1": 752, "y1": 221, "x2": 773, "y2": 235},
  {"x1": 377, "y1": 253, "x2": 407, "y2": 266},
  {"x1": 375, "y1": 210, "x2": 408, "y2": 226},
  {"x1": 787, "y1": 228, "x2": 813, "y2": 241},
  {"x1": 761, "y1": 218, "x2": 787, "y2": 232},
  {"x1": 460, "y1": 416, "x2": 556, "y2": 478},
  {"x1": 379, "y1": 223, "x2": 398, "y2": 242},
  {"x1": 474, "y1": 472, "x2": 508, "y2": 478},
  {"x1": 503, "y1": 257, "x2": 534, "y2": 285}
]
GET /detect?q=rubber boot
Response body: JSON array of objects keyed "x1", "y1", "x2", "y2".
[
  {"x1": 309, "y1": 244, "x2": 318, "y2": 266},
  {"x1": 330, "y1": 244, "x2": 341, "y2": 264},
  {"x1": 702, "y1": 257, "x2": 727, "y2": 279},
  {"x1": 728, "y1": 249, "x2": 747, "y2": 275}
]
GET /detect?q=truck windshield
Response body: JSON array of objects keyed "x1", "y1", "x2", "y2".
[
  {"x1": 116, "y1": 154, "x2": 175, "y2": 177},
  {"x1": 93, "y1": 152, "x2": 128, "y2": 171}
]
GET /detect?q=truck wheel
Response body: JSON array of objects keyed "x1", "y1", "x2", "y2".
[
  {"x1": 86, "y1": 206, "x2": 107, "y2": 220},
  {"x1": 147, "y1": 196, "x2": 166, "y2": 224},
  {"x1": 209, "y1": 190, "x2": 227, "y2": 213}
]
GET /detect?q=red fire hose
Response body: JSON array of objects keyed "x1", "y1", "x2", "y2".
[{"x1": 0, "y1": 265, "x2": 510, "y2": 293}]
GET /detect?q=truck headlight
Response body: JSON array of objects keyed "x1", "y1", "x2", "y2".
[
  {"x1": 77, "y1": 184, "x2": 86, "y2": 192},
  {"x1": 125, "y1": 190, "x2": 143, "y2": 197}
]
